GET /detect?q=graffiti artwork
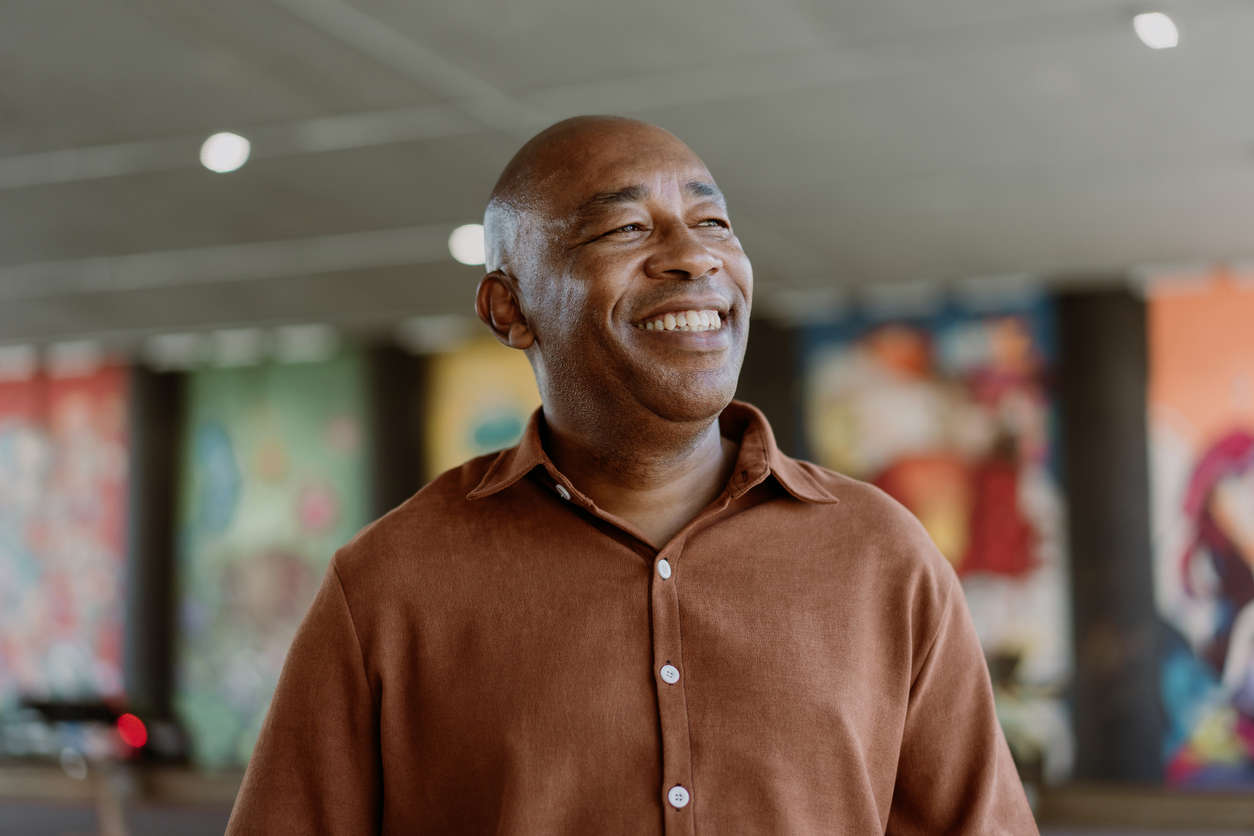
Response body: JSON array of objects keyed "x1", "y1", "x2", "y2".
[
  {"x1": 424, "y1": 337, "x2": 542, "y2": 479},
  {"x1": 1149, "y1": 273, "x2": 1254, "y2": 787},
  {"x1": 803, "y1": 296, "x2": 1072, "y2": 784},
  {"x1": 0, "y1": 366, "x2": 130, "y2": 709},
  {"x1": 174, "y1": 353, "x2": 372, "y2": 767}
]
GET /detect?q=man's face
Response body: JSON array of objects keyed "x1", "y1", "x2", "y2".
[{"x1": 518, "y1": 128, "x2": 753, "y2": 424}]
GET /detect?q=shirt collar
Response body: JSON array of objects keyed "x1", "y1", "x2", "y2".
[{"x1": 466, "y1": 400, "x2": 839, "y2": 505}]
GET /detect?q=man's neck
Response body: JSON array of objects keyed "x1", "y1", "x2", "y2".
[{"x1": 541, "y1": 406, "x2": 740, "y2": 549}]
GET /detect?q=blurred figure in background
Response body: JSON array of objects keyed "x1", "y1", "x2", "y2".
[{"x1": 1167, "y1": 429, "x2": 1254, "y2": 783}]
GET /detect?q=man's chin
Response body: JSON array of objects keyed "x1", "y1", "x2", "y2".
[{"x1": 633, "y1": 377, "x2": 737, "y2": 425}]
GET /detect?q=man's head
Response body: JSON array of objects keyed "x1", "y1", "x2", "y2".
[{"x1": 475, "y1": 115, "x2": 753, "y2": 426}]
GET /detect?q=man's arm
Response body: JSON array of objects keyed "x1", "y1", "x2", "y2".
[
  {"x1": 886, "y1": 568, "x2": 1039, "y2": 835},
  {"x1": 226, "y1": 554, "x2": 381, "y2": 835}
]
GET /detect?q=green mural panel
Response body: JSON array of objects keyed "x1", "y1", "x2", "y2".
[{"x1": 175, "y1": 353, "x2": 372, "y2": 767}]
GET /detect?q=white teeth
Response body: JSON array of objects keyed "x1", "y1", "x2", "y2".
[{"x1": 635, "y1": 309, "x2": 725, "y2": 332}]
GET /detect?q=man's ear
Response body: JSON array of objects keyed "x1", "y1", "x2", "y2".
[{"x1": 475, "y1": 272, "x2": 536, "y2": 350}]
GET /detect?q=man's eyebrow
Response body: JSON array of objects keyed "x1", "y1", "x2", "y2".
[
  {"x1": 686, "y1": 180, "x2": 723, "y2": 201},
  {"x1": 576, "y1": 184, "x2": 650, "y2": 216},
  {"x1": 575, "y1": 181, "x2": 723, "y2": 215}
]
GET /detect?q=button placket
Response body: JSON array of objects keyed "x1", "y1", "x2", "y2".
[{"x1": 651, "y1": 545, "x2": 695, "y2": 835}]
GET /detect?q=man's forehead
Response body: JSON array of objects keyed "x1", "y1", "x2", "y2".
[
  {"x1": 574, "y1": 179, "x2": 724, "y2": 218},
  {"x1": 547, "y1": 154, "x2": 720, "y2": 212},
  {"x1": 483, "y1": 117, "x2": 725, "y2": 259}
]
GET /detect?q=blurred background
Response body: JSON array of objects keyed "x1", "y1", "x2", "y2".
[{"x1": 2, "y1": 1, "x2": 1253, "y2": 833}]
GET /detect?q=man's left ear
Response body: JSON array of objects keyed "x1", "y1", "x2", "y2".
[{"x1": 475, "y1": 272, "x2": 535, "y2": 350}]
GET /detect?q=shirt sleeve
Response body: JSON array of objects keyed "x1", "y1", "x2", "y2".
[
  {"x1": 886, "y1": 568, "x2": 1039, "y2": 835},
  {"x1": 226, "y1": 555, "x2": 381, "y2": 835}
]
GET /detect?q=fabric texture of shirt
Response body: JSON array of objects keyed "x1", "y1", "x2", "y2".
[{"x1": 226, "y1": 400, "x2": 1038, "y2": 835}]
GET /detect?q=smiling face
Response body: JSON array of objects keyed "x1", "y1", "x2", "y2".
[{"x1": 479, "y1": 117, "x2": 753, "y2": 425}]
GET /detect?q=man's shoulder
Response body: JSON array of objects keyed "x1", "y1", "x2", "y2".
[
  {"x1": 777, "y1": 454, "x2": 914, "y2": 525},
  {"x1": 330, "y1": 450, "x2": 504, "y2": 578},
  {"x1": 778, "y1": 454, "x2": 958, "y2": 590}
]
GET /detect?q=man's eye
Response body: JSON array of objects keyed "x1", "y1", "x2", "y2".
[
  {"x1": 698, "y1": 218, "x2": 730, "y2": 229},
  {"x1": 609, "y1": 223, "x2": 646, "y2": 234}
]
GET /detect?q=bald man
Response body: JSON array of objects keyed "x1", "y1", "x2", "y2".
[{"x1": 227, "y1": 116, "x2": 1038, "y2": 835}]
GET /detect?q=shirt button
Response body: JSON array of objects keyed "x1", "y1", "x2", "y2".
[
  {"x1": 667, "y1": 785, "x2": 690, "y2": 809},
  {"x1": 554, "y1": 484, "x2": 571, "y2": 501},
  {"x1": 657, "y1": 558, "x2": 672, "y2": 579},
  {"x1": 659, "y1": 664, "x2": 680, "y2": 684}
]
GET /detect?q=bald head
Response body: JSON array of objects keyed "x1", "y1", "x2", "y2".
[
  {"x1": 483, "y1": 116, "x2": 711, "y2": 276},
  {"x1": 473, "y1": 113, "x2": 752, "y2": 429}
]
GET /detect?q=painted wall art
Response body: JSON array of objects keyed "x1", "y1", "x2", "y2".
[
  {"x1": 174, "y1": 352, "x2": 373, "y2": 767},
  {"x1": 802, "y1": 295, "x2": 1072, "y2": 784},
  {"x1": 424, "y1": 337, "x2": 541, "y2": 479},
  {"x1": 1148, "y1": 272, "x2": 1254, "y2": 787},
  {"x1": 0, "y1": 365, "x2": 130, "y2": 710}
]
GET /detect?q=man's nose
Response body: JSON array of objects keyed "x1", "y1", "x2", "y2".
[{"x1": 643, "y1": 224, "x2": 722, "y2": 280}]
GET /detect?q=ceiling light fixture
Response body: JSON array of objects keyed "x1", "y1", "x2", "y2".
[
  {"x1": 274, "y1": 324, "x2": 339, "y2": 364},
  {"x1": 395, "y1": 315, "x2": 475, "y2": 354},
  {"x1": 143, "y1": 333, "x2": 206, "y2": 371},
  {"x1": 200, "y1": 132, "x2": 252, "y2": 173},
  {"x1": 211, "y1": 328, "x2": 266, "y2": 367},
  {"x1": 0, "y1": 344, "x2": 38, "y2": 382},
  {"x1": 1133, "y1": 12, "x2": 1179, "y2": 49},
  {"x1": 448, "y1": 223, "x2": 486, "y2": 266},
  {"x1": 47, "y1": 340, "x2": 103, "y2": 378}
]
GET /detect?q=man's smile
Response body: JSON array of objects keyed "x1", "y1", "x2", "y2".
[{"x1": 632, "y1": 308, "x2": 724, "y2": 332}]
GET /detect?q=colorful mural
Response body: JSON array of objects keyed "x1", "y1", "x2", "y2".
[
  {"x1": 802, "y1": 296, "x2": 1072, "y2": 784},
  {"x1": 0, "y1": 365, "x2": 130, "y2": 709},
  {"x1": 1149, "y1": 273, "x2": 1254, "y2": 787},
  {"x1": 424, "y1": 337, "x2": 542, "y2": 479},
  {"x1": 174, "y1": 353, "x2": 372, "y2": 767}
]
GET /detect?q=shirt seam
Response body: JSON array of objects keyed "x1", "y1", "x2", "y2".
[
  {"x1": 909, "y1": 571, "x2": 958, "y2": 690},
  {"x1": 332, "y1": 558, "x2": 378, "y2": 707}
]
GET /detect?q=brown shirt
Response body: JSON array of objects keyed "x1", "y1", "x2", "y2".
[{"x1": 226, "y1": 401, "x2": 1037, "y2": 835}]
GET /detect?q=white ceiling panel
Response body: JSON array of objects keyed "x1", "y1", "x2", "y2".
[{"x1": 1, "y1": 0, "x2": 1252, "y2": 344}]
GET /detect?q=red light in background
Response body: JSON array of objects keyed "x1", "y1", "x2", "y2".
[{"x1": 117, "y1": 713, "x2": 148, "y2": 748}]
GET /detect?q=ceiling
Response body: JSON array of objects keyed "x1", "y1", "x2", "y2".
[{"x1": 2, "y1": 0, "x2": 1252, "y2": 351}]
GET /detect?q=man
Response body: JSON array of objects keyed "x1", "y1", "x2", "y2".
[{"x1": 226, "y1": 116, "x2": 1038, "y2": 834}]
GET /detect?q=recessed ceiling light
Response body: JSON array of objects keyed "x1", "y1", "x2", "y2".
[
  {"x1": 0, "y1": 344, "x2": 38, "y2": 382},
  {"x1": 448, "y1": 223, "x2": 485, "y2": 266},
  {"x1": 211, "y1": 328, "x2": 266, "y2": 367},
  {"x1": 274, "y1": 324, "x2": 338, "y2": 364},
  {"x1": 143, "y1": 332, "x2": 207, "y2": 371},
  {"x1": 200, "y1": 132, "x2": 252, "y2": 173},
  {"x1": 1133, "y1": 12, "x2": 1179, "y2": 49},
  {"x1": 395, "y1": 315, "x2": 475, "y2": 354},
  {"x1": 47, "y1": 340, "x2": 103, "y2": 378}
]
